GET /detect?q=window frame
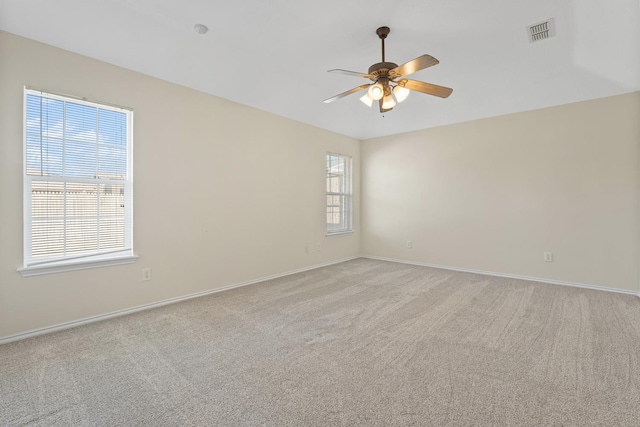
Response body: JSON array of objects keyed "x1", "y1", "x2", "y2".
[
  {"x1": 326, "y1": 152, "x2": 353, "y2": 236},
  {"x1": 18, "y1": 87, "x2": 137, "y2": 277}
]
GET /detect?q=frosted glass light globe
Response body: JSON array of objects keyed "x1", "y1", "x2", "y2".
[
  {"x1": 393, "y1": 85, "x2": 410, "y2": 103},
  {"x1": 360, "y1": 93, "x2": 374, "y2": 107},
  {"x1": 368, "y1": 83, "x2": 384, "y2": 101},
  {"x1": 382, "y1": 94, "x2": 396, "y2": 109}
]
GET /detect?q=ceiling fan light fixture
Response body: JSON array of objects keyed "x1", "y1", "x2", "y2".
[
  {"x1": 382, "y1": 93, "x2": 396, "y2": 110},
  {"x1": 368, "y1": 83, "x2": 384, "y2": 100},
  {"x1": 393, "y1": 85, "x2": 410, "y2": 103},
  {"x1": 323, "y1": 26, "x2": 453, "y2": 113},
  {"x1": 359, "y1": 93, "x2": 374, "y2": 107}
]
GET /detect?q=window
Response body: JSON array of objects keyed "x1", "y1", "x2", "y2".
[
  {"x1": 19, "y1": 88, "x2": 136, "y2": 276},
  {"x1": 326, "y1": 153, "x2": 352, "y2": 235}
]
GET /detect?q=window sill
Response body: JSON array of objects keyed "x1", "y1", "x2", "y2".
[
  {"x1": 326, "y1": 230, "x2": 354, "y2": 238},
  {"x1": 18, "y1": 254, "x2": 139, "y2": 277}
]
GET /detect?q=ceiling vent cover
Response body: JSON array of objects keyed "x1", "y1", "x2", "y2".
[{"x1": 527, "y1": 18, "x2": 556, "y2": 43}]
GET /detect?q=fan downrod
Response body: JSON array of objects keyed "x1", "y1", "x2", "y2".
[
  {"x1": 376, "y1": 26, "x2": 391, "y2": 64},
  {"x1": 368, "y1": 26, "x2": 396, "y2": 79}
]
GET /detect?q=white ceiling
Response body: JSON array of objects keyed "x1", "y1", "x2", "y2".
[{"x1": 1, "y1": 0, "x2": 639, "y2": 140}]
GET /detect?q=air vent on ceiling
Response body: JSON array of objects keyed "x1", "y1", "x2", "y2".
[{"x1": 527, "y1": 18, "x2": 556, "y2": 43}]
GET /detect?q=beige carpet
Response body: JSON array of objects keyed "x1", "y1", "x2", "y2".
[{"x1": 1, "y1": 258, "x2": 640, "y2": 426}]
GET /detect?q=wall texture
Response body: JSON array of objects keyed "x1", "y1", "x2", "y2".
[
  {"x1": 362, "y1": 92, "x2": 640, "y2": 292},
  {"x1": 0, "y1": 32, "x2": 360, "y2": 339}
]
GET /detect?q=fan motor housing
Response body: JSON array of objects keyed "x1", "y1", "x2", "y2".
[{"x1": 368, "y1": 62, "x2": 398, "y2": 80}]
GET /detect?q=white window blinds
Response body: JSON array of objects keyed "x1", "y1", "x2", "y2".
[
  {"x1": 326, "y1": 153, "x2": 352, "y2": 234},
  {"x1": 23, "y1": 89, "x2": 133, "y2": 268}
]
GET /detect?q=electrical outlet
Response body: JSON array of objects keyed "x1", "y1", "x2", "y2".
[
  {"x1": 406, "y1": 241, "x2": 413, "y2": 249},
  {"x1": 316, "y1": 243, "x2": 321, "y2": 251},
  {"x1": 544, "y1": 252, "x2": 553, "y2": 262},
  {"x1": 304, "y1": 245, "x2": 309, "y2": 253},
  {"x1": 142, "y1": 267, "x2": 152, "y2": 281}
]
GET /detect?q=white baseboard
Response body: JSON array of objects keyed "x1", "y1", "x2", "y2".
[
  {"x1": 362, "y1": 255, "x2": 640, "y2": 297},
  {"x1": 0, "y1": 256, "x2": 359, "y2": 345}
]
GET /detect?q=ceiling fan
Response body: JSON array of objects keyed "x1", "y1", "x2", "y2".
[{"x1": 323, "y1": 26, "x2": 453, "y2": 113}]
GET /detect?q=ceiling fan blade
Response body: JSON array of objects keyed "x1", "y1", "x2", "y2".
[
  {"x1": 389, "y1": 54, "x2": 439, "y2": 78},
  {"x1": 328, "y1": 69, "x2": 375, "y2": 79},
  {"x1": 402, "y1": 79, "x2": 453, "y2": 98},
  {"x1": 322, "y1": 84, "x2": 371, "y2": 104}
]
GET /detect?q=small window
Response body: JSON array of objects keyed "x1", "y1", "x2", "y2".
[
  {"x1": 326, "y1": 153, "x2": 352, "y2": 235},
  {"x1": 20, "y1": 88, "x2": 135, "y2": 276}
]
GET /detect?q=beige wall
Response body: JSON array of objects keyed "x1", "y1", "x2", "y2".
[
  {"x1": 362, "y1": 92, "x2": 640, "y2": 292},
  {"x1": 0, "y1": 32, "x2": 360, "y2": 339}
]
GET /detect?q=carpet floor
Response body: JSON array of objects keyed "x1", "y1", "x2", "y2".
[{"x1": 1, "y1": 258, "x2": 640, "y2": 426}]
